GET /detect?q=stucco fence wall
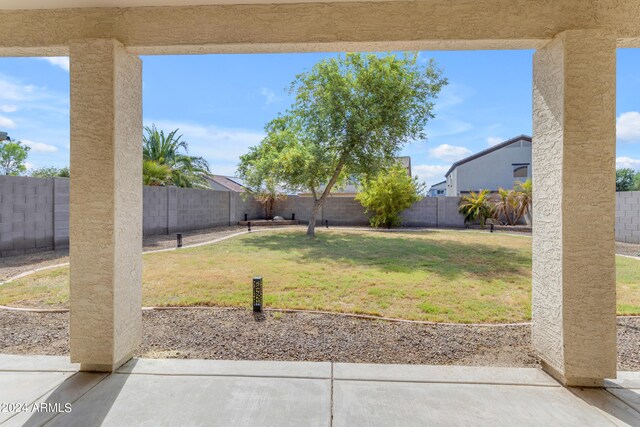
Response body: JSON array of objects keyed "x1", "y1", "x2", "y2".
[{"x1": 616, "y1": 191, "x2": 640, "y2": 244}]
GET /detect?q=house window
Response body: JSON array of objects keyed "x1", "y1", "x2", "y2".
[{"x1": 513, "y1": 164, "x2": 529, "y2": 178}]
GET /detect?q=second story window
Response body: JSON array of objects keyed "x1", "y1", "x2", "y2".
[{"x1": 513, "y1": 163, "x2": 529, "y2": 178}]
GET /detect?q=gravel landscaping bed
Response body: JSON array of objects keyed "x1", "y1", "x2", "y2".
[
  {"x1": 617, "y1": 241, "x2": 640, "y2": 258},
  {"x1": 1, "y1": 308, "x2": 638, "y2": 370}
]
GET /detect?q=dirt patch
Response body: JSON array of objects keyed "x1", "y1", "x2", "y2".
[{"x1": 1, "y1": 308, "x2": 638, "y2": 370}]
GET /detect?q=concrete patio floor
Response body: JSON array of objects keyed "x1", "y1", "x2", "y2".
[{"x1": 0, "y1": 355, "x2": 638, "y2": 426}]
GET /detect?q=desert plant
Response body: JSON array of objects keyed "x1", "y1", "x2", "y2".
[
  {"x1": 459, "y1": 189, "x2": 494, "y2": 228},
  {"x1": 253, "y1": 182, "x2": 287, "y2": 219}
]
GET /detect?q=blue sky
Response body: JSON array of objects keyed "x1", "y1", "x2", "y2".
[{"x1": 0, "y1": 49, "x2": 638, "y2": 189}]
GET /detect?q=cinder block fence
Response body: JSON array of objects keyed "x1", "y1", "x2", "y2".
[
  {"x1": 3, "y1": 175, "x2": 638, "y2": 257},
  {"x1": 616, "y1": 191, "x2": 640, "y2": 244}
]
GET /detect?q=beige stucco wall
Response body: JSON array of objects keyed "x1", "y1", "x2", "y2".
[
  {"x1": 69, "y1": 39, "x2": 143, "y2": 371},
  {"x1": 532, "y1": 30, "x2": 617, "y2": 387},
  {"x1": 0, "y1": 0, "x2": 639, "y2": 56}
]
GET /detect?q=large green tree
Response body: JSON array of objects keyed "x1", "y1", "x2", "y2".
[
  {"x1": 238, "y1": 53, "x2": 447, "y2": 236},
  {"x1": 143, "y1": 124, "x2": 210, "y2": 188},
  {"x1": 0, "y1": 139, "x2": 30, "y2": 176},
  {"x1": 356, "y1": 162, "x2": 425, "y2": 228}
]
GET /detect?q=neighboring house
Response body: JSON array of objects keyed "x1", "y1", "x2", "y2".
[
  {"x1": 0, "y1": 131, "x2": 8, "y2": 141},
  {"x1": 427, "y1": 180, "x2": 446, "y2": 197},
  {"x1": 204, "y1": 175, "x2": 250, "y2": 192},
  {"x1": 445, "y1": 135, "x2": 532, "y2": 196}
]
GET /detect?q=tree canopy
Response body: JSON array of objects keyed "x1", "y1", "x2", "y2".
[
  {"x1": 616, "y1": 168, "x2": 640, "y2": 192},
  {"x1": 238, "y1": 53, "x2": 447, "y2": 236},
  {"x1": 0, "y1": 139, "x2": 30, "y2": 176},
  {"x1": 143, "y1": 124, "x2": 210, "y2": 188},
  {"x1": 29, "y1": 166, "x2": 70, "y2": 178}
]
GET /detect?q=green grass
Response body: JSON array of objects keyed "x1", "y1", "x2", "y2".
[{"x1": 0, "y1": 229, "x2": 638, "y2": 323}]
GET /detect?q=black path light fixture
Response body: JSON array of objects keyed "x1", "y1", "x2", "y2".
[
  {"x1": 176, "y1": 233, "x2": 183, "y2": 248},
  {"x1": 325, "y1": 219, "x2": 329, "y2": 229},
  {"x1": 248, "y1": 221, "x2": 251, "y2": 232},
  {"x1": 253, "y1": 277, "x2": 263, "y2": 312}
]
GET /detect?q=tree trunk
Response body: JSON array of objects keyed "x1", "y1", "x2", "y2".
[{"x1": 307, "y1": 199, "x2": 322, "y2": 237}]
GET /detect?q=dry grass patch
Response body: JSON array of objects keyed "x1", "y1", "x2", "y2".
[{"x1": 0, "y1": 229, "x2": 638, "y2": 323}]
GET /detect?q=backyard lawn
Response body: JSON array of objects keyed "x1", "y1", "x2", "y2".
[{"x1": 0, "y1": 229, "x2": 638, "y2": 323}]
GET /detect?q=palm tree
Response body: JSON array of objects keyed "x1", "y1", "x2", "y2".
[
  {"x1": 458, "y1": 189, "x2": 494, "y2": 228},
  {"x1": 514, "y1": 179, "x2": 532, "y2": 224},
  {"x1": 143, "y1": 124, "x2": 210, "y2": 188}
]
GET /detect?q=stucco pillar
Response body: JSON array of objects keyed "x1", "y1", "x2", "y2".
[
  {"x1": 532, "y1": 30, "x2": 616, "y2": 387},
  {"x1": 69, "y1": 39, "x2": 142, "y2": 372}
]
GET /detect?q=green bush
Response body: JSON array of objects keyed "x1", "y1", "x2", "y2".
[{"x1": 356, "y1": 163, "x2": 425, "y2": 228}]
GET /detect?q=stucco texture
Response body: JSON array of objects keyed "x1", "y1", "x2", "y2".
[
  {"x1": 532, "y1": 30, "x2": 617, "y2": 386},
  {"x1": 0, "y1": 0, "x2": 639, "y2": 56},
  {"x1": 69, "y1": 39, "x2": 143, "y2": 371}
]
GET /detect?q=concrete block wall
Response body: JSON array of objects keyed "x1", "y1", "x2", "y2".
[
  {"x1": 400, "y1": 198, "x2": 439, "y2": 227},
  {"x1": 177, "y1": 188, "x2": 228, "y2": 230},
  {"x1": 232, "y1": 193, "x2": 264, "y2": 222},
  {"x1": 53, "y1": 178, "x2": 69, "y2": 249},
  {"x1": 616, "y1": 191, "x2": 640, "y2": 244},
  {"x1": 274, "y1": 195, "x2": 465, "y2": 228},
  {"x1": 143, "y1": 186, "x2": 169, "y2": 235},
  {"x1": 0, "y1": 176, "x2": 55, "y2": 256},
  {"x1": 5, "y1": 174, "x2": 637, "y2": 256},
  {"x1": 0, "y1": 176, "x2": 265, "y2": 256}
]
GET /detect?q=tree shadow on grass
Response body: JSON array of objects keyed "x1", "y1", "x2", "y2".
[{"x1": 239, "y1": 231, "x2": 532, "y2": 282}]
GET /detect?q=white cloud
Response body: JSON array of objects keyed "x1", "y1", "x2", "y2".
[
  {"x1": 39, "y1": 57, "x2": 70, "y2": 72},
  {"x1": 412, "y1": 164, "x2": 449, "y2": 189},
  {"x1": 427, "y1": 144, "x2": 472, "y2": 162},
  {"x1": 0, "y1": 76, "x2": 38, "y2": 102},
  {"x1": 0, "y1": 104, "x2": 17, "y2": 113},
  {"x1": 148, "y1": 120, "x2": 265, "y2": 175},
  {"x1": 22, "y1": 139, "x2": 59, "y2": 153},
  {"x1": 617, "y1": 112, "x2": 640, "y2": 142},
  {"x1": 260, "y1": 87, "x2": 281, "y2": 105},
  {"x1": 0, "y1": 114, "x2": 16, "y2": 129},
  {"x1": 24, "y1": 161, "x2": 36, "y2": 171},
  {"x1": 617, "y1": 157, "x2": 640, "y2": 169},
  {"x1": 486, "y1": 136, "x2": 504, "y2": 146}
]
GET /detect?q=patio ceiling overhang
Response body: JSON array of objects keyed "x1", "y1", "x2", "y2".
[{"x1": 0, "y1": 0, "x2": 639, "y2": 56}]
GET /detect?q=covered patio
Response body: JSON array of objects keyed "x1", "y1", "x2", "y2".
[
  {"x1": 1, "y1": 355, "x2": 639, "y2": 426},
  {"x1": 1, "y1": 0, "x2": 640, "y2": 424}
]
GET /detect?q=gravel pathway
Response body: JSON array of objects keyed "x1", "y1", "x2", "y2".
[{"x1": 1, "y1": 309, "x2": 638, "y2": 370}]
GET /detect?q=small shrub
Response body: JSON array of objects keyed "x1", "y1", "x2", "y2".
[{"x1": 356, "y1": 162, "x2": 425, "y2": 228}]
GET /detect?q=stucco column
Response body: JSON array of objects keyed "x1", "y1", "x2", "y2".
[
  {"x1": 69, "y1": 39, "x2": 142, "y2": 372},
  {"x1": 532, "y1": 30, "x2": 616, "y2": 387}
]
